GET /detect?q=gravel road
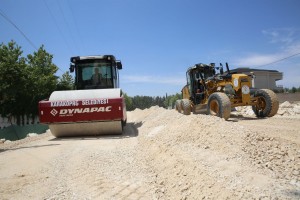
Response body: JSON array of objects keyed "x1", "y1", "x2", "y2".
[{"x1": 0, "y1": 105, "x2": 299, "y2": 199}]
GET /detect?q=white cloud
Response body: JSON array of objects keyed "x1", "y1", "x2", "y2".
[
  {"x1": 234, "y1": 28, "x2": 300, "y2": 67},
  {"x1": 234, "y1": 53, "x2": 280, "y2": 67},
  {"x1": 262, "y1": 28, "x2": 297, "y2": 45}
]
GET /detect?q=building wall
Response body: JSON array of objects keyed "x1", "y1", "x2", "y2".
[
  {"x1": 252, "y1": 71, "x2": 283, "y2": 89},
  {"x1": 238, "y1": 70, "x2": 283, "y2": 90}
]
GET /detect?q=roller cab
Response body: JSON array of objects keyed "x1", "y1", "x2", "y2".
[{"x1": 38, "y1": 55, "x2": 127, "y2": 137}]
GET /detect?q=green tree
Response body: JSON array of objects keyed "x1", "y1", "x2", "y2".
[
  {"x1": 56, "y1": 71, "x2": 74, "y2": 90},
  {"x1": 25, "y1": 45, "x2": 58, "y2": 121},
  {"x1": 0, "y1": 40, "x2": 27, "y2": 124},
  {"x1": 164, "y1": 93, "x2": 181, "y2": 108},
  {"x1": 291, "y1": 86, "x2": 297, "y2": 93},
  {"x1": 123, "y1": 93, "x2": 133, "y2": 111}
]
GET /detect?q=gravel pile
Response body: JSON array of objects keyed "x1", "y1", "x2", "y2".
[
  {"x1": 244, "y1": 132, "x2": 300, "y2": 185},
  {"x1": 131, "y1": 106, "x2": 300, "y2": 199},
  {"x1": 234, "y1": 101, "x2": 300, "y2": 117},
  {"x1": 1, "y1": 106, "x2": 299, "y2": 199},
  {"x1": 277, "y1": 101, "x2": 300, "y2": 116}
]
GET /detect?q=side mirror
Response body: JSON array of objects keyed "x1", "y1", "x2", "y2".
[
  {"x1": 69, "y1": 64, "x2": 75, "y2": 73},
  {"x1": 116, "y1": 61, "x2": 122, "y2": 70}
]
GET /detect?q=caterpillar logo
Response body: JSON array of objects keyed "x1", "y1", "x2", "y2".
[{"x1": 59, "y1": 106, "x2": 112, "y2": 115}]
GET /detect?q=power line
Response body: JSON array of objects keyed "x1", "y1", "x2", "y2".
[
  {"x1": 254, "y1": 52, "x2": 300, "y2": 68},
  {"x1": 43, "y1": 0, "x2": 75, "y2": 55},
  {"x1": 0, "y1": 9, "x2": 65, "y2": 73},
  {"x1": 67, "y1": 0, "x2": 85, "y2": 54},
  {"x1": 57, "y1": 0, "x2": 82, "y2": 54},
  {"x1": 0, "y1": 9, "x2": 38, "y2": 50}
]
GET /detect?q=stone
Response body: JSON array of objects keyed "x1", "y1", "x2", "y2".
[
  {"x1": 292, "y1": 170, "x2": 299, "y2": 176},
  {"x1": 293, "y1": 106, "x2": 300, "y2": 114},
  {"x1": 280, "y1": 101, "x2": 292, "y2": 108},
  {"x1": 27, "y1": 133, "x2": 38, "y2": 137},
  {"x1": 290, "y1": 179, "x2": 297, "y2": 185},
  {"x1": 277, "y1": 109, "x2": 286, "y2": 115}
]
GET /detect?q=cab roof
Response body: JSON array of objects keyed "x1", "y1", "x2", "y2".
[{"x1": 70, "y1": 55, "x2": 116, "y2": 63}]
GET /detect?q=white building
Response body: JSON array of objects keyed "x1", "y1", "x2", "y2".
[{"x1": 230, "y1": 68, "x2": 283, "y2": 90}]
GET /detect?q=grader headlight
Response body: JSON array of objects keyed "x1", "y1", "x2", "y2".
[{"x1": 242, "y1": 85, "x2": 250, "y2": 94}]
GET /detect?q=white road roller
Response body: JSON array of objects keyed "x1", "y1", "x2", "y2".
[{"x1": 38, "y1": 55, "x2": 127, "y2": 137}]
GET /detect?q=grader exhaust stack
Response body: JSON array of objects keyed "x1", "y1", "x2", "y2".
[{"x1": 38, "y1": 55, "x2": 127, "y2": 137}]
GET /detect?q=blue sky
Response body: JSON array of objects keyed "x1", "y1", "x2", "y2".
[{"x1": 1, "y1": 0, "x2": 300, "y2": 96}]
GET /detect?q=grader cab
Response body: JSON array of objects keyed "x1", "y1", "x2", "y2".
[{"x1": 176, "y1": 63, "x2": 279, "y2": 120}]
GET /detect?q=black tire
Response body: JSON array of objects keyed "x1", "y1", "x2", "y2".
[
  {"x1": 207, "y1": 92, "x2": 231, "y2": 120},
  {"x1": 181, "y1": 99, "x2": 191, "y2": 115},
  {"x1": 175, "y1": 99, "x2": 182, "y2": 113},
  {"x1": 252, "y1": 89, "x2": 279, "y2": 118},
  {"x1": 267, "y1": 90, "x2": 279, "y2": 117},
  {"x1": 122, "y1": 119, "x2": 127, "y2": 127}
]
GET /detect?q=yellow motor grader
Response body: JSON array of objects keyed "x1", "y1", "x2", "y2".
[{"x1": 176, "y1": 63, "x2": 279, "y2": 120}]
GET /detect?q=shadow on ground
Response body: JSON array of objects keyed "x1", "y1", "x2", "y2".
[
  {"x1": 0, "y1": 143, "x2": 60, "y2": 153},
  {"x1": 228, "y1": 114, "x2": 268, "y2": 122}
]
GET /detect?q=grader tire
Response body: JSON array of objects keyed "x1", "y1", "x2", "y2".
[
  {"x1": 267, "y1": 90, "x2": 279, "y2": 117},
  {"x1": 175, "y1": 99, "x2": 182, "y2": 113},
  {"x1": 181, "y1": 99, "x2": 191, "y2": 115},
  {"x1": 252, "y1": 89, "x2": 279, "y2": 118},
  {"x1": 207, "y1": 92, "x2": 231, "y2": 120}
]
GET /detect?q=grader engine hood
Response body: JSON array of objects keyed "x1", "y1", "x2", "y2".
[{"x1": 231, "y1": 74, "x2": 252, "y2": 104}]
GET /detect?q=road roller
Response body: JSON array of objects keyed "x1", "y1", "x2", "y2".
[{"x1": 38, "y1": 55, "x2": 127, "y2": 137}]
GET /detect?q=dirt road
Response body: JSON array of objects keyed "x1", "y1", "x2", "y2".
[{"x1": 0, "y1": 107, "x2": 299, "y2": 199}]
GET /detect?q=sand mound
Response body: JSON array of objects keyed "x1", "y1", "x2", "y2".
[
  {"x1": 234, "y1": 101, "x2": 300, "y2": 117},
  {"x1": 130, "y1": 106, "x2": 300, "y2": 199}
]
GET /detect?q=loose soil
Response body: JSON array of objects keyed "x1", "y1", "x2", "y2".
[{"x1": 0, "y1": 103, "x2": 299, "y2": 199}]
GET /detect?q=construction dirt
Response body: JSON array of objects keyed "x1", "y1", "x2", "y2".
[{"x1": 0, "y1": 102, "x2": 300, "y2": 199}]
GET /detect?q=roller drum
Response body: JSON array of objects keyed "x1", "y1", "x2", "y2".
[{"x1": 47, "y1": 89, "x2": 123, "y2": 137}]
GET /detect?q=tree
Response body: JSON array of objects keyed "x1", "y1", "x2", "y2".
[
  {"x1": 0, "y1": 40, "x2": 27, "y2": 124},
  {"x1": 122, "y1": 93, "x2": 180, "y2": 111},
  {"x1": 0, "y1": 42, "x2": 58, "y2": 125},
  {"x1": 123, "y1": 93, "x2": 133, "y2": 111},
  {"x1": 26, "y1": 45, "x2": 58, "y2": 120},
  {"x1": 56, "y1": 71, "x2": 74, "y2": 90},
  {"x1": 164, "y1": 93, "x2": 181, "y2": 108}
]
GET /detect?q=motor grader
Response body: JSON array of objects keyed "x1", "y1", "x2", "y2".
[
  {"x1": 38, "y1": 55, "x2": 127, "y2": 137},
  {"x1": 175, "y1": 63, "x2": 279, "y2": 120}
]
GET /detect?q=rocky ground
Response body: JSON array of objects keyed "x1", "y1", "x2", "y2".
[{"x1": 0, "y1": 102, "x2": 299, "y2": 199}]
